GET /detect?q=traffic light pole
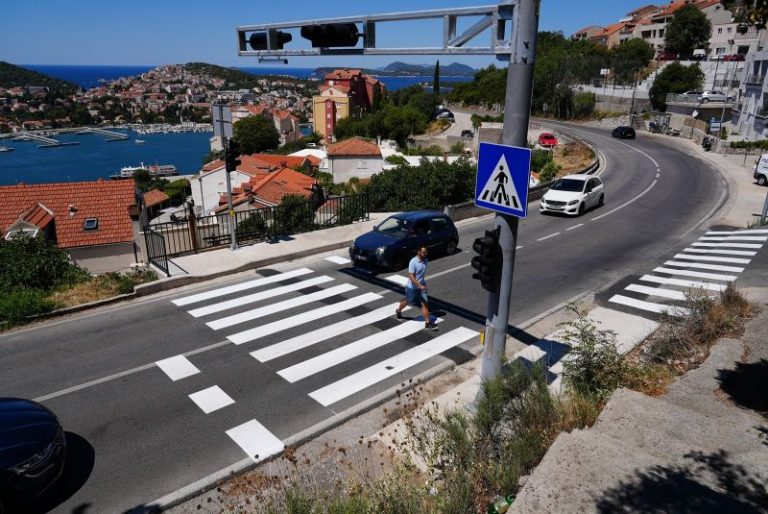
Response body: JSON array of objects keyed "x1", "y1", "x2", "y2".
[{"x1": 480, "y1": 0, "x2": 539, "y2": 381}]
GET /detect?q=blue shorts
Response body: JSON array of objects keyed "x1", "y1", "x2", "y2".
[{"x1": 405, "y1": 287, "x2": 428, "y2": 307}]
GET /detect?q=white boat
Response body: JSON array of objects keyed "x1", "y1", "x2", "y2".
[
  {"x1": 111, "y1": 162, "x2": 178, "y2": 179},
  {"x1": 0, "y1": 140, "x2": 13, "y2": 152},
  {"x1": 135, "y1": 139, "x2": 146, "y2": 144}
]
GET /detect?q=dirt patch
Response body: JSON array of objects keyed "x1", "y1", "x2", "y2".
[{"x1": 554, "y1": 142, "x2": 595, "y2": 174}]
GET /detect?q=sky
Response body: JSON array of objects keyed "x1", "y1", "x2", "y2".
[{"x1": 1, "y1": 0, "x2": 645, "y2": 69}]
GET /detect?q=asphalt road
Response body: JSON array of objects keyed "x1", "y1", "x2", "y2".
[{"x1": 0, "y1": 125, "x2": 728, "y2": 513}]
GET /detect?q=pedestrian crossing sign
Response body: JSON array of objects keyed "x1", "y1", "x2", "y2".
[{"x1": 475, "y1": 142, "x2": 532, "y2": 218}]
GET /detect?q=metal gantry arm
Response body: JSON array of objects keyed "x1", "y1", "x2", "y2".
[{"x1": 236, "y1": 3, "x2": 518, "y2": 59}]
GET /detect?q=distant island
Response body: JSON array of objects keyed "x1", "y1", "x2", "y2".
[{"x1": 312, "y1": 61, "x2": 477, "y2": 78}]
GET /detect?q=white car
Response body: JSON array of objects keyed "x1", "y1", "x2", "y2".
[{"x1": 540, "y1": 174, "x2": 605, "y2": 216}]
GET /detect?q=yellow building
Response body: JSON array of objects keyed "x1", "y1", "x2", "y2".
[{"x1": 313, "y1": 84, "x2": 351, "y2": 142}]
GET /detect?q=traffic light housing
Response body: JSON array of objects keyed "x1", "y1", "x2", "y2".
[
  {"x1": 225, "y1": 140, "x2": 242, "y2": 172},
  {"x1": 471, "y1": 227, "x2": 502, "y2": 293},
  {"x1": 301, "y1": 23, "x2": 360, "y2": 47},
  {"x1": 249, "y1": 31, "x2": 293, "y2": 50}
]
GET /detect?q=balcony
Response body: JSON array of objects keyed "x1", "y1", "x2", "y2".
[
  {"x1": 746, "y1": 74, "x2": 766, "y2": 85},
  {"x1": 756, "y1": 108, "x2": 768, "y2": 119}
]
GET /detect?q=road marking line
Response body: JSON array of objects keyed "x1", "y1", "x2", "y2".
[
  {"x1": 207, "y1": 283, "x2": 357, "y2": 330},
  {"x1": 699, "y1": 236, "x2": 767, "y2": 242},
  {"x1": 566, "y1": 224, "x2": 584, "y2": 231},
  {"x1": 683, "y1": 248, "x2": 757, "y2": 257},
  {"x1": 609, "y1": 294, "x2": 690, "y2": 316},
  {"x1": 516, "y1": 245, "x2": 524, "y2": 249},
  {"x1": 537, "y1": 232, "x2": 561, "y2": 242},
  {"x1": 625, "y1": 284, "x2": 689, "y2": 300},
  {"x1": 706, "y1": 229, "x2": 768, "y2": 235},
  {"x1": 278, "y1": 318, "x2": 443, "y2": 383},
  {"x1": 172, "y1": 268, "x2": 313, "y2": 306},
  {"x1": 639, "y1": 275, "x2": 726, "y2": 292},
  {"x1": 229, "y1": 293, "x2": 381, "y2": 345},
  {"x1": 326, "y1": 255, "x2": 351, "y2": 265},
  {"x1": 155, "y1": 355, "x2": 200, "y2": 381},
  {"x1": 673, "y1": 253, "x2": 750, "y2": 264},
  {"x1": 189, "y1": 386, "x2": 235, "y2": 414},
  {"x1": 591, "y1": 179, "x2": 658, "y2": 221},
  {"x1": 664, "y1": 260, "x2": 745, "y2": 273},
  {"x1": 308, "y1": 327, "x2": 476, "y2": 406},
  {"x1": 385, "y1": 275, "x2": 410, "y2": 287},
  {"x1": 189, "y1": 276, "x2": 334, "y2": 318},
  {"x1": 691, "y1": 242, "x2": 763, "y2": 249},
  {"x1": 252, "y1": 303, "x2": 406, "y2": 361},
  {"x1": 653, "y1": 267, "x2": 736, "y2": 282},
  {"x1": 226, "y1": 419, "x2": 284, "y2": 462}
]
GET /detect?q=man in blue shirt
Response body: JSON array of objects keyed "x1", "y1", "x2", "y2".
[{"x1": 395, "y1": 245, "x2": 438, "y2": 331}]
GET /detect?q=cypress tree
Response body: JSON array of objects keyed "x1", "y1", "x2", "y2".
[{"x1": 433, "y1": 60, "x2": 441, "y2": 97}]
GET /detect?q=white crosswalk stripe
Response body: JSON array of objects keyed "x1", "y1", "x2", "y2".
[
  {"x1": 172, "y1": 268, "x2": 314, "y2": 306},
  {"x1": 278, "y1": 318, "x2": 443, "y2": 383},
  {"x1": 385, "y1": 275, "x2": 410, "y2": 287},
  {"x1": 229, "y1": 293, "x2": 381, "y2": 345},
  {"x1": 309, "y1": 327, "x2": 477, "y2": 406},
  {"x1": 251, "y1": 303, "x2": 408, "y2": 361},
  {"x1": 706, "y1": 229, "x2": 768, "y2": 235},
  {"x1": 189, "y1": 276, "x2": 335, "y2": 318},
  {"x1": 683, "y1": 248, "x2": 757, "y2": 257},
  {"x1": 653, "y1": 267, "x2": 737, "y2": 281},
  {"x1": 326, "y1": 255, "x2": 351, "y2": 265},
  {"x1": 638, "y1": 274, "x2": 727, "y2": 292},
  {"x1": 663, "y1": 260, "x2": 745, "y2": 273},
  {"x1": 672, "y1": 253, "x2": 751, "y2": 265},
  {"x1": 692, "y1": 242, "x2": 763, "y2": 249},
  {"x1": 226, "y1": 419, "x2": 284, "y2": 462},
  {"x1": 207, "y1": 283, "x2": 357, "y2": 330},
  {"x1": 609, "y1": 295, "x2": 690, "y2": 316},
  {"x1": 625, "y1": 284, "x2": 689, "y2": 301},
  {"x1": 699, "y1": 236, "x2": 768, "y2": 242}
]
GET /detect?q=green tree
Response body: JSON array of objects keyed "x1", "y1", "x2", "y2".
[
  {"x1": 664, "y1": 5, "x2": 712, "y2": 57},
  {"x1": 236, "y1": 211, "x2": 269, "y2": 240},
  {"x1": 233, "y1": 115, "x2": 280, "y2": 154},
  {"x1": 433, "y1": 60, "x2": 441, "y2": 98},
  {"x1": 722, "y1": 1, "x2": 768, "y2": 29},
  {"x1": 0, "y1": 233, "x2": 86, "y2": 291},
  {"x1": 572, "y1": 92, "x2": 596, "y2": 119},
  {"x1": 649, "y1": 62, "x2": 704, "y2": 110},
  {"x1": 274, "y1": 194, "x2": 315, "y2": 235},
  {"x1": 611, "y1": 39, "x2": 655, "y2": 85}
]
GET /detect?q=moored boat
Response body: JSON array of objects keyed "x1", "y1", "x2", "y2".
[{"x1": 110, "y1": 162, "x2": 178, "y2": 179}]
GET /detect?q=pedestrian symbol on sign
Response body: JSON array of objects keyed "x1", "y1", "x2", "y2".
[{"x1": 478, "y1": 155, "x2": 521, "y2": 210}]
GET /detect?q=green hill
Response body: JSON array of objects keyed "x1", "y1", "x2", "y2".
[
  {"x1": 0, "y1": 61, "x2": 79, "y2": 91},
  {"x1": 184, "y1": 62, "x2": 312, "y2": 89}
]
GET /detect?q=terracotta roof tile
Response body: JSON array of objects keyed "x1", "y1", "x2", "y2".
[
  {"x1": 327, "y1": 138, "x2": 382, "y2": 157},
  {"x1": 324, "y1": 69, "x2": 363, "y2": 81},
  {"x1": 0, "y1": 180, "x2": 137, "y2": 248},
  {"x1": 143, "y1": 189, "x2": 170, "y2": 208},
  {"x1": 20, "y1": 203, "x2": 55, "y2": 229}
]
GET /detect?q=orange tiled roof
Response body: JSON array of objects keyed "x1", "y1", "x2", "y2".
[
  {"x1": 0, "y1": 180, "x2": 137, "y2": 248},
  {"x1": 324, "y1": 69, "x2": 363, "y2": 81},
  {"x1": 249, "y1": 154, "x2": 320, "y2": 169},
  {"x1": 215, "y1": 167, "x2": 315, "y2": 211},
  {"x1": 20, "y1": 203, "x2": 55, "y2": 229},
  {"x1": 143, "y1": 189, "x2": 170, "y2": 208},
  {"x1": 327, "y1": 137, "x2": 382, "y2": 157},
  {"x1": 574, "y1": 25, "x2": 605, "y2": 35}
]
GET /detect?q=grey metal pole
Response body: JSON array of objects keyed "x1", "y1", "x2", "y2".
[
  {"x1": 760, "y1": 191, "x2": 768, "y2": 225},
  {"x1": 214, "y1": 102, "x2": 238, "y2": 251},
  {"x1": 480, "y1": 0, "x2": 539, "y2": 381}
]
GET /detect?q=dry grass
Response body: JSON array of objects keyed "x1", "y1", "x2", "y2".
[
  {"x1": 554, "y1": 142, "x2": 595, "y2": 174},
  {"x1": 47, "y1": 270, "x2": 157, "y2": 308}
]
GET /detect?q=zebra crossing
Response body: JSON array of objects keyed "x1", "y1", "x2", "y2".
[
  {"x1": 608, "y1": 229, "x2": 767, "y2": 318},
  {"x1": 158, "y1": 265, "x2": 477, "y2": 462}
]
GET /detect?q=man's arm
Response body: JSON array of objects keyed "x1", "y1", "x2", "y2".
[{"x1": 408, "y1": 271, "x2": 425, "y2": 289}]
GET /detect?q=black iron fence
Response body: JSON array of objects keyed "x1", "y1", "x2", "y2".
[
  {"x1": 144, "y1": 227, "x2": 170, "y2": 277},
  {"x1": 143, "y1": 194, "x2": 369, "y2": 259}
]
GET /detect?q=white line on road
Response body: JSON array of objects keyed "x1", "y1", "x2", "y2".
[
  {"x1": 189, "y1": 276, "x2": 334, "y2": 318},
  {"x1": 385, "y1": 275, "x2": 409, "y2": 287},
  {"x1": 326, "y1": 255, "x2": 351, "y2": 265},
  {"x1": 638, "y1": 274, "x2": 726, "y2": 292},
  {"x1": 706, "y1": 229, "x2": 768, "y2": 236},
  {"x1": 609, "y1": 294, "x2": 690, "y2": 316},
  {"x1": 566, "y1": 224, "x2": 584, "y2": 231},
  {"x1": 226, "y1": 419, "x2": 284, "y2": 462},
  {"x1": 664, "y1": 260, "x2": 745, "y2": 273},
  {"x1": 172, "y1": 268, "x2": 313, "y2": 306},
  {"x1": 683, "y1": 248, "x2": 757, "y2": 257},
  {"x1": 155, "y1": 355, "x2": 201, "y2": 381},
  {"x1": 625, "y1": 284, "x2": 689, "y2": 301},
  {"x1": 591, "y1": 179, "x2": 658, "y2": 221},
  {"x1": 537, "y1": 232, "x2": 561, "y2": 242},
  {"x1": 691, "y1": 242, "x2": 763, "y2": 249},
  {"x1": 653, "y1": 267, "x2": 737, "y2": 282},
  {"x1": 207, "y1": 283, "x2": 357, "y2": 330},
  {"x1": 672, "y1": 253, "x2": 751, "y2": 265},
  {"x1": 251, "y1": 303, "x2": 408, "y2": 361},
  {"x1": 699, "y1": 236, "x2": 768, "y2": 242},
  {"x1": 228, "y1": 292, "x2": 381, "y2": 345},
  {"x1": 308, "y1": 327, "x2": 476, "y2": 406},
  {"x1": 189, "y1": 386, "x2": 235, "y2": 414}
]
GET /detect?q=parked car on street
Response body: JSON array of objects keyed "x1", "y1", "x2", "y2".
[
  {"x1": 349, "y1": 211, "x2": 459, "y2": 270},
  {"x1": 537, "y1": 132, "x2": 559, "y2": 148},
  {"x1": 612, "y1": 126, "x2": 636, "y2": 139},
  {"x1": 460, "y1": 129, "x2": 474, "y2": 138},
  {"x1": 753, "y1": 154, "x2": 768, "y2": 186},
  {"x1": 434, "y1": 108, "x2": 455, "y2": 122},
  {"x1": 540, "y1": 174, "x2": 605, "y2": 216},
  {"x1": 698, "y1": 90, "x2": 728, "y2": 103},
  {"x1": 0, "y1": 399, "x2": 67, "y2": 512}
]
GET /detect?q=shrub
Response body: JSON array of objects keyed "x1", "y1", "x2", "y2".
[
  {"x1": 539, "y1": 161, "x2": 562, "y2": 184},
  {"x1": 274, "y1": 195, "x2": 316, "y2": 235},
  {"x1": 0, "y1": 289, "x2": 57, "y2": 328},
  {"x1": 385, "y1": 154, "x2": 409, "y2": 166},
  {"x1": 530, "y1": 148, "x2": 553, "y2": 172},
  {"x1": 0, "y1": 233, "x2": 88, "y2": 291},
  {"x1": 237, "y1": 211, "x2": 269, "y2": 240}
]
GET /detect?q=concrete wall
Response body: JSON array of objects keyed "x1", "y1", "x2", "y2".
[
  {"x1": 191, "y1": 168, "x2": 250, "y2": 215},
  {"x1": 329, "y1": 156, "x2": 384, "y2": 183},
  {"x1": 68, "y1": 243, "x2": 137, "y2": 273}
]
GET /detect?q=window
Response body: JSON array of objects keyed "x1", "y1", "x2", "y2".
[
  {"x1": 83, "y1": 218, "x2": 98, "y2": 230},
  {"x1": 727, "y1": 27, "x2": 732, "y2": 34},
  {"x1": 718, "y1": 28, "x2": 723, "y2": 34},
  {"x1": 413, "y1": 220, "x2": 429, "y2": 235},
  {"x1": 430, "y1": 217, "x2": 449, "y2": 233}
]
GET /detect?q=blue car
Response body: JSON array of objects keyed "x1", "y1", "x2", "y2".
[{"x1": 349, "y1": 211, "x2": 459, "y2": 270}]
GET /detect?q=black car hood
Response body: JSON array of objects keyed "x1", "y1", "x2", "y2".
[
  {"x1": 354, "y1": 230, "x2": 398, "y2": 250},
  {"x1": 0, "y1": 399, "x2": 59, "y2": 469}
]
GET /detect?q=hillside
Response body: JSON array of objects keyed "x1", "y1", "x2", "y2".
[
  {"x1": 313, "y1": 61, "x2": 477, "y2": 78},
  {"x1": 0, "y1": 61, "x2": 79, "y2": 91},
  {"x1": 184, "y1": 62, "x2": 313, "y2": 89}
]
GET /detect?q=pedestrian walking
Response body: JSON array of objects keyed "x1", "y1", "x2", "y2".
[{"x1": 395, "y1": 245, "x2": 438, "y2": 331}]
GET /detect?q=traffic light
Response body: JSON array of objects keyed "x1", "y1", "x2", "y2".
[
  {"x1": 249, "y1": 31, "x2": 293, "y2": 50},
  {"x1": 471, "y1": 227, "x2": 502, "y2": 293},
  {"x1": 225, "y1": 140, "x2": 242, "y2": 172},
  {"x1": 301, "y1": 23, "x2": 360, "y2": 47}
]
